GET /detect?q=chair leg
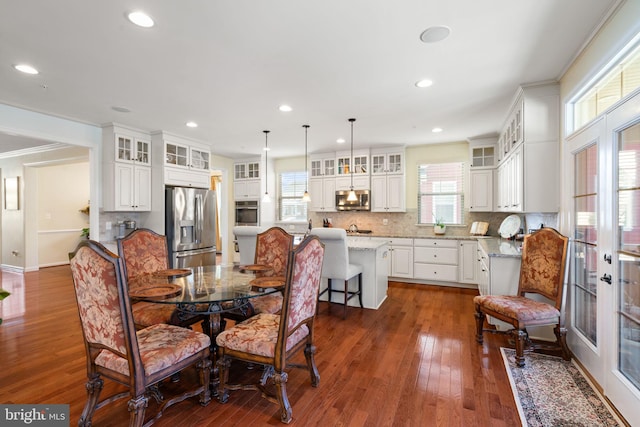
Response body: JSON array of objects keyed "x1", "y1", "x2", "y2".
[
  {"x1": 513, "y1": 329, "x2": 527, "y2": 367},
  {"x1": 216, "y1": 356, "x2": 231, "y2": 403},
  {"x1": 273, "y1": 370, "x2": 292, "y2": 424},
  {"x1": 474, "y1": 308, "x2": 485, "y2": 344},
  {"x1": 327, "y1": 279, "x2": 332, "y2": 304},
  {"x1": 357, "y1": 273, "x2": 363, "y2": 308},
  {"x1": 343, "y1": 279, "x2": 349, "y2": 319},
  {"x1": 304, "y1": 343, "x2": 320, "y2": 387},
  {"x1": 197, "y1": 357, "x2": 212, "y2": 406},
  {"x1": 554, "y1": 325, "x2": 571, "y2": 361},
  {"x1": 127, "y1": 395, "x2": 148, "y2": 427},
  {"x1": 78, "y1": 375, "x2": 103, "y2": 427}
]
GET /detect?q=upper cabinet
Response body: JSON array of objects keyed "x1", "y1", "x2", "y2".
[
  {"x1": 370, "y1": 147, "x2": 405, "y2": 212},
  {"x1": 102, "y1": 124, "x2": 152, "y2": 212},
  {"x1": 152, "y1": 131, "x2": 211, "y2": 189},
  {"x1": 234, "y1": 158, "x2": 262, "y2": 200},
  {"x1": 310, "y1": 154, "x2": 335, "y2": 178},
  {"x1": 336, "y1": 149, "x2": 369, "y2": 176},
  {"x1": 495, "y1": 83, "x2": 560, "y2": 213},
  {"x1": 467, "y1": 136, "x2": 496, "y2": 212}
]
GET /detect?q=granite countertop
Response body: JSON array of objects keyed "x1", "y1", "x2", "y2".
[
  {"x1": 478, "y1": 238, "x2": 522, "y2": 258},
  {"x1": 346, "y1": 237, "x2": 389, "y2": 251}
]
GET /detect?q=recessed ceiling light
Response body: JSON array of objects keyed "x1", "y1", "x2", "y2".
[
  {"x1": 279, "y1": 105, "x2": 292, "y2": 112},
  {"x1": 336, "y1": 138, "x2": 346, "y2": 144},
  {"x1": 415, "y1": 79, "x2": 433, "y2": 88},
  {"x1": 14, "y1": 64, "x2": 39, "y2": 75},
  {"x1": 111, "y1": 106, "x2": 131, "y2": 113},
  {"x1": 127, "y1": 11, "x2": 154, "y2": 28},
  {"x1": 419, "y1": 26, "x2": 451, "y2": 43},
  {"x1": 432, "y1": 127, "x2": 443, "y2": 133},
  {"x1": 186, "y1": 121, "x2": 198, "y2": 128}
]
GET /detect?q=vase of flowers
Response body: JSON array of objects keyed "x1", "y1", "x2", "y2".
[{"x1": 434, "y1": 218, "x2": 446, "y2": 235}]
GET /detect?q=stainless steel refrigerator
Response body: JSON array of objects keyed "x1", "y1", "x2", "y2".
[{"x1": 165, "y1": 186, "x2": 216, "y2": 268}]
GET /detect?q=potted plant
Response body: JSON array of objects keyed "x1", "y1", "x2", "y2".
[
  {"x1": 0, "y1": 289, "x2": 10, "y2": 325},
  {"x1": 433, "y1": 217, "x2": 446, "y2": 235},
  {"x1": 81, "y1": 228, "x2": 90, "y2": 239}
]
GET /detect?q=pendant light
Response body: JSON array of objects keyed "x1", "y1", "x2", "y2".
[
  {"x1": 347, "y1": 118, "x2": 358, "y2": 202},
  {"x1": 302, "y1": 124, "x2": 311, "y2": 202},
  {"x1": 262, "y1": 130, "x2": 271, "y2": 203}
]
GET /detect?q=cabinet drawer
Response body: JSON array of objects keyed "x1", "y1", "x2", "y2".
[
  {"x1": 414, "y1": 247, "x2": 458, "y2": 265},
  {"x1": 414, "y1": 263, "x2": 458, "y2": 282},
  {"x1": 388, "y1": 237, "x2": 413, "y2": 246},
  {"x1": 414, "y1": 238, "x2": 458, "y2": 248},
  {"x1": 165, "y1": 167, "x2": 210, "y2": 188}
]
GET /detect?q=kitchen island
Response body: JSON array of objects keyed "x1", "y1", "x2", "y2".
[{"x1": 319, "y1": 237, "x2": 389, "y2": 310}]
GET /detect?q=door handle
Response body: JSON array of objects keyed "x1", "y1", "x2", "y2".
[{"x1": 600, "y1": 274, "x2": 612, "y2": 284}]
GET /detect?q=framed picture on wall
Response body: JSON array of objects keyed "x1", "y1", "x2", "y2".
[{"x1": 4, "y1": 177, "x2": 19, "y2": 210}]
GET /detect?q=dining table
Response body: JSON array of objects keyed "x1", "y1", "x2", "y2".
[{"x1": 129, "y1": 264, "x2": 280, "y2": 391}]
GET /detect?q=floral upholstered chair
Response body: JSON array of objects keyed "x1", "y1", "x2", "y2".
[
  {"x1": 474, "y1": 227, "x2": 571, "y2": 367},
  {"x1": 216, "y1": 235, "x2": 325, "y2": 424},
  {"x1": 69, "y1": 240, "x2": 211, "y2": 427},
  {"x1": 249, "y1": 227, "x2": 294, "y2": 315},
  {"x1": 118, "y1": 228, "x2": 206, "y2": 331}
]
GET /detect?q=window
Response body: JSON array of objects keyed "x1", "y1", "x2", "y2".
[
  {"x1": 279, "y1": 171, "x2": 308, "y2": 221},
  {"x1": 571, "y1": 37, "x2": 640, "y2": 131},
  {"x1": 417, "y1": 162, "x2": 464, "y2": 224}
]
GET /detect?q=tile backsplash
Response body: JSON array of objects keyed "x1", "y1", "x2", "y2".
[{"x1": 309, "y1": 209, "x2": 557, "y2": 238}]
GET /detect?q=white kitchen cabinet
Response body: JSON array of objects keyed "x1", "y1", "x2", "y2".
[
  {"x1": 388, "y1": 238, "x2": 413, "y2": 278},
  {"x1": 154, "y1": 132, "x2": 211, "y2": 188},
  {"x1": 413, "y1": 239, "x2": 458, "y2": 282},
  {"x1": 370, "y1": 150, "x2": 404, "y2": 175},
  {"x1": 234, "y1": 161, "x2": 260, "y2": 180},
  {"x1": 310, "y1": 154, "x2": 335, "y2": 178},
  {"x1": 496, "y1": 83, "x2": 559, "y2": 212},
  {"x1": 458, "y1": 240, "x2": 478, "y2": 284},
  {"x1": 234, "y1": 179, "x2": 261, "y2": 200},
  {"x1": 336, "y1": 149, "x2": 369, "y2": 176},
  {"x1": 370, "y1": 174, "x2": 405, "y2": 212},
  {"x1": 308, "y1": 177, "x2": 336, "y2": 212},
  {"x1": 102, "y1": 124, "x2": 152, "y2": 212},
  {"x1": 469, "y1": 169, "x2": 494, "y2": 212},
  {"x1": 335, "y1": 175, "x2": 370, "y2": 191}
]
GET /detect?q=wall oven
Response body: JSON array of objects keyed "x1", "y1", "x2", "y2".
[{"x1": 235, "y1": 200, "x2": 259, "y2": 226}]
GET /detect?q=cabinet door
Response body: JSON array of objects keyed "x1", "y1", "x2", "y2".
[
  {"x1": 371, "y1": 154, "x2": 386, "y2": 174},
  {"x1": 134, "y1": 166, "x2": 152, "y2": 211},
  {"x1": 308, "y1": 179, "x2": 325, "y2": 211},
  {"x1": 387, "y1": 153, "x2": 403, "y2": 174},
  {"x1": 116, "y1": 135, "x2": 134, "y2": 162},
  {"x1": 323, "y1": 158, "x2": 335, "y2": 176},
  {"x1": 310, "y1": 160, "x2": 322, "y2": 177},
  {"x1": 353, "y1": 154, "x2": 368, "y2": 174},
  {"x1": 469, "y1": 169, "x2": 493, "y2": 212},
  {"x1": 321, "y1": 178, "x2": 336, "y2": 211},
  {"x1": 166, "y1": 142, "x2": 189, "y2": 167},
  {"x1": 386, "y1": 175, "x2": 405, "y2": 211},
  {"x1": 459, "y1": 241, "x2": 478, "y2": 284},
  {"x1": 135, "y1": 138, "x2": 151, "y2": 165},
  {"x1": 114, "y1": 163, "x2": 134, "y2": 210},
  {"x1": 370, "y1": 175, "x2": 387, "y2": 212},
  {"x1": 235, "y1": 163, "x2": 246, "y2": 179},
  {"x1": 247, "y1": 162, "x2": 260, "y2": 178},
  {"x1": 190, "y1": 148, "x2": 210, "y2": 171},
  {"x1": 391, "y1": 246, "x2": 413, "y2": 278}
]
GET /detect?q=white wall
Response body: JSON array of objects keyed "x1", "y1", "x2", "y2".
[{"x1": 36, "y1": 162, "x2": 90, "y2": 267}]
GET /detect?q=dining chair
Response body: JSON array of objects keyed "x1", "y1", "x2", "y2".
[
  {"x1": 309, "y1": 227, "x2": 363, "y2": 319},
  {"x1": 474, "y1": 227, "x2": 571, "y2": 367},
  {"x1": 69, "y1": 239, "x2": 211, "y2": 427},
  {"x1": 216, "y1": 235, "x2": 325, "y2": 424},
  {"x1": 118, "y1": 227, "x2": 206, "y2": 331}
]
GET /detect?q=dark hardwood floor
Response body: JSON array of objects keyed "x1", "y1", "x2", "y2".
[{"x1": 0, "y1": 266, "x2": 519, "y2": 426}]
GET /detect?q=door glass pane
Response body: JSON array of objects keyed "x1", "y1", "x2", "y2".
[
  {"x1": 618, "y1": 122, "x2": 640, "y2": 388},
  {"x1": 573, "y1": 144, "x2": 598, "y2": 345}
]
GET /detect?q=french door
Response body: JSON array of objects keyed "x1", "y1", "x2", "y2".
[{"x1": 566, "y1": 91, "x2": 640, "y2": 423}]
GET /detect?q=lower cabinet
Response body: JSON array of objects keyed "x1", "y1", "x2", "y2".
[
  {"x1": 458, "y1": 240, "x2": 478, "y2": 284},
  {"x1": 388, "y1": 238, "x2": 413, "y2": 278},
  {"x1": 413, "y1": 239, "x2": 458, "y2": 282}
]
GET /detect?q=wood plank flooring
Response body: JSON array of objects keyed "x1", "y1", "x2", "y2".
[{"x1": 0, "y1": 266, "x2": 519, "y2": 426}]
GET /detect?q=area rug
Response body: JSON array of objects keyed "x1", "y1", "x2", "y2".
[{"x1": 500, "y1": 348, "x2": 623, "y2": 426}]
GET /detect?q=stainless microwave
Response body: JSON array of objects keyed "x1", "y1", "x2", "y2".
[
  {"x1": 235, "y1": 200, "x2": 259, "y2": 225},
  {"x1": 335, "y1": 190, "x2": 370, "y2": 211}
]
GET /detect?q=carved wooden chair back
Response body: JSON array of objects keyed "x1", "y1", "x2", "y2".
[
  {"x1": 69, "y1": 240, "x2": 211, "y2": 426},
  {"x1": 118, "y1": 228, "x2": 169, "y2": 280},
  {"x1": 254, "y1": 227, "x2": 294, "y2": 278}
]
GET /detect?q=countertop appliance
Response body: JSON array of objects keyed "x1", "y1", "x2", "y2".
[
  {"x1": 166, "y1": 186, "x2": 216, "y2": 268},
  {"x1": 335, "y1": 189, "x2": 370, "y2": 211}
]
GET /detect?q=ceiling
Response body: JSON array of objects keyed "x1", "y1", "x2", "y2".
[{"x1": 0, "y1": 0, "x2": 618, "y2": 160}]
